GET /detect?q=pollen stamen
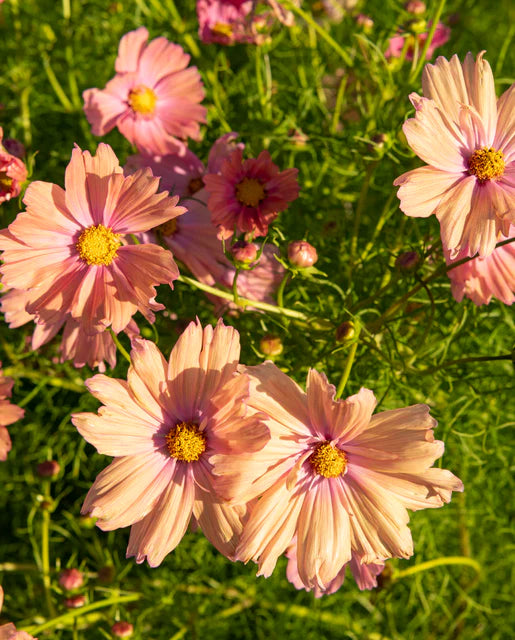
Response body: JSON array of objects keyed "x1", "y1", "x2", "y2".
[
  {"x1": 166, "y1": 421, "x2": 206, "y2": 462},
  {"x1": 76, "y1": 224, "x2": 121, "y2": 266},
  {"x1": 468, "y1": 147, "x2": 505, "y2": 182},
  {"x1": 310, "y1": 442, "x2": 347, "y2": 478},
  {"x1": 235, "y1": 177, "x2": 266, "y2": 207},
  {"x1": 0, "y1": 172, "x2": 13, "y2": 190},
  {"x1": 128, "y1": 85, "x2": 157, "y2": 115}
]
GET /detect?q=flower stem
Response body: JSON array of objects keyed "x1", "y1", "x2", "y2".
[
  {"x1": 41, "y1": 484, "x2": 56, "y2": 618},
  {"x1": 335, "y1": 324, "x2": 361, "y2": 399},
  {"x1": 393, "y1": 556, "x2": 481, "y2": 580},
  {"x1": 232, "y1": 267, "x2": 242, "y2": 306},
  {"x1": 409, "y1": 0, "x2": 447, "y2": 82},
  {"x1": 348, "y1": 162, "x2": 377, "y2": 280},
  {"x1": 109, "y1": 329, "x2": 131, "y2": 364},
  {"x1": 276, "y1": 273, "x2": 290, "y2": 308},
  {"x1": 1, "y1": 367, "x2": 84, "y2": 393}
]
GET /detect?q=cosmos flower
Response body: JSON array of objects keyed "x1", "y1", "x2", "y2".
[
  {"x1": 394, "y1": 52, "x2": 515, "y2": 257},
  {"x1": 203, "y1": 148, "x2": 299, "y2": 239},
  {"x1": 0, "y1": 365, "x2": 25, "y2": 462},
  {"x1": 83, "y1": 27, "x2": 206, "y2": 155},
  {"x1": 73, "y1": 320, "x2": 269, "y2": 566},
  {"x1": 196, "y1": 0, "x2": 255, "y2": 45},
  {"x1": 385, "y1": 22, "x2": 450, "y2": 61},
  {"x1": 213, "y1": 363, "x2": 463, "y2": 593},
  {"x1": 0, "y1": 144, "x2": 185, "y2": 337},
  {"x1": 444, "y1": 226, "x2": 515, "y2": 305},
  {"x1": 0, "y1": 127, "x2": 27, "y2": 204}
]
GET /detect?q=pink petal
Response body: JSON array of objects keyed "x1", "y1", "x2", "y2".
[
  {"x1": 0, "y1": 425, "x2": 12, "y2": 460},
  {"x1": 435, "y1": 174, "x2": 476, "y2": 253},
  {"x1": 115, "y1": 27, "x2": 149, "y2": 73},
  {"x1": 394, "y1": 166, "x2": 465, "y2": 218},
  {"x1": 64, "y1": 146, "x2": 95, "y2": 227},
  {"x1": 305, "y1": 369, "x2": 336, "y2": 439},
  {"x1": 461, "y1": 51, "x2": 497, "y2": 145},
  {"x1": 495, "y1": 84, "x2": 515, "y2": 160}
]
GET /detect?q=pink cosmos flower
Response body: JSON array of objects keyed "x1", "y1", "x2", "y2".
[
  {"x1": 0, "y1": 586, "x2": 37, "y2": 639},
  {"x1": 394, "y1": 52, "x2": 515, "y2": 257},
  {"x1": 0, "y1": 144, "x2": 185, "y2": 337},
  {"x1": 213, "y1": 363, "x2": 463, "y2": 593},
  {"x1": 196, "y1": 0, "x2": 255, "y2": 45},
  {"x1": 0, "y1": 127, "x2": 27, "y2": 204},
  {"x1": 83, "y1": 27, "x2": 206, "y2": 156},
  {"x1": 444, "y1": 226, "x2": 515, "y2": 305},
  {"x1": 0, "y1": 365, "x2": 25, "y2": 462},
  {"x1": 385, "y1": 22, "x2": 450, "y2": 61},
  {"x1": 286, "y1": 538, "x2": 384, "y2": 597},
  {"x1": 73, "y1": 320, "x2": 269, "y2": 566},
  {"x1": 204, "y1": 148, "x2": 299, "y2": 239}
]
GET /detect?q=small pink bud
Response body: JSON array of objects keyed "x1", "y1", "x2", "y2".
[
  {"x1": 111, "y1": 621, "x2": 134, "y2": 638},
  {"x1": 404, "y1": 0, "x2": 426, "y2": 14},
  {"x1": 3, "y1": 138, "x2": 26, "y2": 159},
  {"x1": 288, "y1": 241, "x2": 318, "y2": 268},
  {"x1": 231, "y1": 241, "x2": 258, "y2": 264},
  {"x1": 64, "y1": 594, "x2": 86, "y2": 608},
  {"x1": 59, "y1": 568, "x2": 83, "y2": 591},
  {"x1": 260, "y1": 335, "x2": 283, "y2": 357},
  {"x1": 395, "y1": 251, "x2": 420, "y2": 271},
  {"x1": 355, "y1": 13, "x2": 374, "y2": 29},
  {"x1": 37, "y1": 460, "x2": 61, "y2": 478}
]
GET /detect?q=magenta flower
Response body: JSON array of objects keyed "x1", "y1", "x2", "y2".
[
  {"x1": 197, "y1": 0, "x2": 255, "y2": 45},
  {"x1": 73, "y1": 321, "x2": 269, "y2": 566},
  {"x1": 204, "y1": 148, "x2": 299, "y2": 239},
  {"x1": 394, "y1": 52, "x2": 515, "y2": 257},
  {"x1": 213, "y1": 364, "x2": 463, "y2": 593},
  {"x1": 0, "y1": 144, "x2": 185, "y2": 337},
  {"x1": 83, "y1": 27, "x2": 206, "y2": 155},
  {"x1": 0, "y1": 365, "x2": 25, "y2": 462},
  {"x1": 444, "y1": 226, "x2": 515, "y2": 305},
  {"x1": 385, "y1": 22, "x2": 450, "y2": 61},
  {"x1": 0, "y1": 127, "x2": 27, "y2": 204}
]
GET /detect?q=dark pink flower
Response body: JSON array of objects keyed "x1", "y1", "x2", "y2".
[
  {"x1": 385, "y1": 22, "x2": 450, "y2": 61},
  {"x1": 0, "y1": 128, "x2": 27, "y2": 204}
]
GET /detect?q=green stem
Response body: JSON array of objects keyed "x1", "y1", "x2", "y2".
[
  {"x1": 276, "y1": 273, "x2": 290, "y2": 308},
  {"x1": 284, "y1": 1, "x2": 353, "y2": 66},
  {"x1": 178, "y1": 275, "x2": 309, "y2": 321},
  {"x1": 41, "y1": 489, "x2": 56, "y2": 617},
  {"x1": 393, "y1": 556, "x2": 481, "y2": 580},
  {"x1": 41, "y1": 52, "x2": 73, "y2": 112},
  {"x1": 109, "y1": 329, "x2": 131, "y2": 364},
  {"x1": 1, "y1": 367, "x2": 84, "y2": 393},
  {"x1": 23, "y1": 593, "x2": 142, "y2": 635},
  {"x1": 413, "y1": 354, "x2": 512, "y2": 375},
  {"x1": 232, "y1": 267, "x2": 241, "y2": 306},
  {"x1": 335, "y1": 324, "x2": 361, "y2": 399},
  {"x1": 409, "y1": 0, "x2": 447, "y2": 82},
  {"x1": 348, "y1": 162, "x2": 377, "y2": 278},
  {"x1": 0, "y1": 562, "x2": 39, "y2": 572}
]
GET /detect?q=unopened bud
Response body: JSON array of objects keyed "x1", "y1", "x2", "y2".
[
  {"x1": 260, "y1": 335, "x2": 283, "y2": 357},
  {"x1": 79, "y1": 515, "x2": 97, "y2": 529},
  {"x1": 64, "y1": 594, "x2": 86, "y2": 609},
  {"x1": 405, "y1": 0, "x2": 426, "y2": 14},
  {"x1": 355, "y1": 13, "x2": 374, "y2": 30},
  {"x1": 59, "y1": 568, "x2": 83, "y2": 591},
  {"x1": 335, "y1": 321, "x2": 356, "y2": 343},
  {"x1": 395, "y1": 251, "x2": 420, "y2": 271},
  {"x1": 111, "y1": 622, "x2": 134, "y2": 638},
  {"x1": 231, "y1": 241, "x2": 257, "y2": 264},
  {"x1": 288, "y1": 241, "x2": 318, "y2": 268},
  {"x1": 37, "y1": 460, "x2": 60, "y2": 478}
]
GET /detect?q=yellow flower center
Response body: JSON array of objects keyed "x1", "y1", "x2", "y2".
[
  {"x1": 0, "y1": 172, "x2": 13, "y2": 190},
  {"x1": 310, "y1": 442, "x2": 347, "y2": 478},
  {"x1": 155, "y1": 218, "x2": 178, "y2": 237},
  {"x1": 235, "y1": 177, "x2": 266, "y2": 207},
  {"x1": 128, "y1": 85, "x2": 157, "y2": 115},
  {"x1": 166, "y1": 421, "x2": 206, "y2": 462},
  {"x1": 76, "y1": 224, "x2": 121, "y2": 266},
  {"x1": 468, "y1": 147, "x2": 505, "y2": 182},
  {"x1": 188, "y1": 176, "x2": 205, "y2": 195},
  {"x1": 212, "y1": 22, "x2": 233, "y2": 38}
]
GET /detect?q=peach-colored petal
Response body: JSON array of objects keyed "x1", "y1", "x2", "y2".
[
  {"x1": 461, "y1": 51, "x2": 497, "y2": 145},
  {"x1": 394, "y1": 166, "x2": 465, "y2": 218},
  {"x1": 126, "y1": 465, "x2": 194, "y2": 567},
  {"x1": 434, "y1": 175, "x2": 476, "y2": 254},
  {"x1": 115, "y1": 26, "x2": 148, "y2": 73},
  {"x1": 331, "y1": 387, "x2": 377, "y2": 443},
  {"x1": 0, "y1": 425, "x2": 12, "y2": 461},
  {"x1": 349, "y1": 556, "x2": 385, "y2": 590},
  {"x1": 495, "y1": 84, "x2": 515, "y2": 160}
]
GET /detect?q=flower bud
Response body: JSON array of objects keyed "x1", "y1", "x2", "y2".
[
  {"x1": 405, "y1": 0, "x2": 426, "y2": 14},
  {"x1": 231, "y1": 241, "x2": 258, "y2": 264},
  {"x1": 37, "y1": 460, "x2": 61, "y2": 478},
  {"x1": 260, "y1": 335, "x2": 283, "y2": 357},
  {"x1": 59, "y1": 568, "x2": 84, "y2": 591},
  {"x1": 287, "y1": 241, "x2": 318, "y2": 268},
  {"x1": 79, "y1": 515, "x2": 97, "y2": 529},
  {"x1": 111, "y1": 622, "x2": 134, "y2": 638},
  {"x1": 335, "y1": 321, "x2": 356, "y2": 343},
  {"x1": 3, "y1": 138, "x2": 26, "y2": 159},
  {"x1": 355, "y1": 13, "x2": 374, "y2": 30},
  {"x1": 64, "y1": 594, "x2": 86, "y2": 608},
  {"x1": 395, "y1": 251, "x2": 420, "y2": 271}
]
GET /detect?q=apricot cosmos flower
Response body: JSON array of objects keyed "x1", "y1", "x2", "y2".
[
  {"x1": 73, "y1": 320, "x2": 269, "y2": 566},
  {"x1": 83, "y1": 27, "x2": 206, "y2": 155},
  {"x1": 0, "y1": 144, "x2": 185, "y2": 337},
  {"x1": 213, "y1": 363, "x2": 463, "y2": 595},
  {"x1": 394, "y1": 52, "x2": 515, "y2": 257}
]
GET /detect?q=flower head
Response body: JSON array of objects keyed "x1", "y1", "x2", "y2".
[
  {"x1": 0, "y1": 127, "x2": 27, "y2": 204},
  {"x1": 73, "y1": 320, "x2": 269, "y2": 566},
  {"x1": 444, "y1": 226, "x2": 515, "y2": 305},
  {"x1": 213, "y1": 363, "x2": 463, "y2": 594},
  {"x1": 83, "y1": 27, "x2": 206, "y2": 155},
  {"x1": 0, "y1": 365, "x2": 24, "y2": 462},
  {"x1": 196, "y1": 0, "x2": 255, "y2": 45},
  {"x1": 0, "y1": 144, "x2": 185, "y2": 337},
  {"x1": 394, "y1": 52, "x2": 515, "y2": 257}
]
